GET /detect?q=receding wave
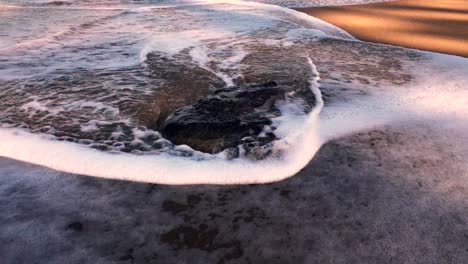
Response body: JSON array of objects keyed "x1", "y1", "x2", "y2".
[{"x1": 0, "y1": 0, "x2": 467, "y2": 184}]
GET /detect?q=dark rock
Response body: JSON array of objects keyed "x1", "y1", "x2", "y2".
[
  {"x1": 160, "y1": 82, "x2": 289, "y2": 154},
  {"x1": 67, "y1": 222, "x2": 83, "y2": 232}
]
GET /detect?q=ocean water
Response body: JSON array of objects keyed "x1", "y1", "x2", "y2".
[
  {"x1": 0, "y1": 0, "x2": 467, "y2": 184},
  {"x1": 250, "y1": 0, "x2": 394, "y2": 7}
]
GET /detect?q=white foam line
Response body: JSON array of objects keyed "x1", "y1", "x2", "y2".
[
  {"x1": 189, "y1": 45, "x2": 235, "y2": 86},
  {"x1": 0, "y1": 57, "x2": 325, "y2": 185},
  {"x1": 307, "y1": 56, "x2": 324, "y2": 114},
  {"x1": 246, "y1": 0, "x2": 395, "y2": 8},
  {"x1": 196, "y1": 0, "x2": 353, "y2": 38},
  {"x1": 0, "y1": 4, "x2": 128, "y2": 10},
  {"x1": 137, "y1": 0, "x2": 353, "y2": 62}
]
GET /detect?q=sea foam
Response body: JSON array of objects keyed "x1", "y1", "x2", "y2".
[
  {"x1": 0, "y1": 0, "x2": 467, "y2": 185},
  {"x1": 0, "y1": 56, "x2": 324, "y2": 184}
]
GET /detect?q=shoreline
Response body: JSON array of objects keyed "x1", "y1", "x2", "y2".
[
  {"x1": 1, "y1": 2, "x2": 467, "y2": 263},
  {"x1": 296, "y1": 0, "x2": 468, "y2": 57},
  {"x1": 2, "y1": 120, "x2": 467, "y2": 263}
]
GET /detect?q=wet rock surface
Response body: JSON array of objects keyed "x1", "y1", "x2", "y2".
[
  {"x1": 158, "y1": 46, "x2": 318, "y2": 155},
  {"x1": 161, "y1": 81, "x2": 284, "y2": 154}
]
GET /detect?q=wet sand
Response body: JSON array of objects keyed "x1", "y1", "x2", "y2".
[
  {"x1": 1, "y1": 121, "x2": 467, "y2": 263},
  {"x1": 2, "y1": 34, "x2": 467, "y2": 263},
  {"x1": 297, "y1": 0, "x2": 468, "y2": 57},
  {"x1": 1, "y1": 4, "x2": 467, "y2": 262}
]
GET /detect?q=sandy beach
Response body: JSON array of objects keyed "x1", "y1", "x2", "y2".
[
  {"x1": 2, "y1": 121, "x2": 467, "y2": 263},
  {"x1": 297, "y1": 0, "x2": 468, "y2": 57},
  {"x1": 1, "y1": 1, "x2": 467, "y2": 263},
  {"x1": 2, "y1": 35, "x2": 468, "y2": 263}
]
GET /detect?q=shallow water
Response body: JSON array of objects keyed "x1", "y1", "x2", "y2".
[
  {"x1": 0, "y1": 0, "x2": 348, "y2": 156},
  {"x1": 0, "y1": 0, "x2": 467, "y2": 184}
]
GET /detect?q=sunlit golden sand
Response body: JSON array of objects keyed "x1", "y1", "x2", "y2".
[{"x1": 297, "y1": 0, "x2": 468, "y2": 57}]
